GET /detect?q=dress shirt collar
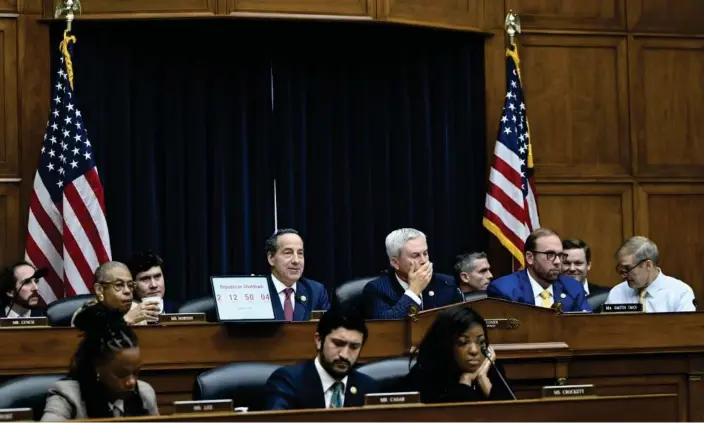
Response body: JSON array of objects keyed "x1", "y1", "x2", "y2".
[
  {"x1": 4, "y1": 304, "x2": 31, "y2": 318},
  {"x1": 271, "y1": 274, "x2": 297, "y2": 294},
  {"x1": 528, "y1": 270, "x2": 553, "y2": 299},
  {"x1": 314, "y1": 356, "x2": 348, "y2": 394}
]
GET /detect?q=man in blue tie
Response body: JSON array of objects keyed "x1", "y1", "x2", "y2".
[
  {"x1": 265, "y1": 229, "x2": 330, "y2": 321},
  {"x1": 264, "y1": 310, "x2": 378, "y2": 409}
]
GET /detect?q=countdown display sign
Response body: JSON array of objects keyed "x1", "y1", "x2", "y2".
[{"x1": 211, "y1": 276, "x2": 275, "y2": 321}]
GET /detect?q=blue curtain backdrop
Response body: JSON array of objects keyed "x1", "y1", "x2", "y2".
[{"x1": 49, "y1": 20, "x2": 487, "y2": 304}]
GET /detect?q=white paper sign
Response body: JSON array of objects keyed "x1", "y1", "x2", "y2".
[{"x1": 211, "y1": 276, "x2": 275, "y2": 320}]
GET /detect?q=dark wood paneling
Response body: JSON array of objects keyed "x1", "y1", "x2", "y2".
[
  {"x1": 0, "y1": 0, "x2": 15, "y2": 12},
  {"x1": 628, "y1": 0, "x2": 704, "y2": 34},
  {"x1": 630, "y1": 38, "x2": 704, "y2": 178},
  {"x1": 0, "y1": 184, "x2": 20, "y2": 264},
  {"x1": 536, "y1": 183, "x2": 633, "y2": 287},
  {"x1": 518, "y1": 35, "x2": 630, "y2": 178},
  {"x1": 18, "y1": 0, "x2": 42, "y2": 13},
  {"x1": 506, "y1": 0, "x2": 625, "y2": 30},
  {"x1": 0, "y1": 19, "x2": 18, "y2": 178},
  {"x1": 228, "y1": 0, "x2": 374, "y2": 16},
  {"x1": 50, "y1": 0, "x2": 217, "y2": 18},
  {"x1": 380, "y1": 0, "x2": 484, "y2": 31}
]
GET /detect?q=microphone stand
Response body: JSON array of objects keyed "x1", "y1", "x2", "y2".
[{"x1": 481, "y1": 345, "x2": 517, "y2": 400}]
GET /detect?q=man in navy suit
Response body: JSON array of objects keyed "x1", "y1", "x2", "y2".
[
  {"x1": 363, "y1": 228, "x2": 463, "y2": 320},
  {"x1": 127, "y1": 251, "x2": 179, "y2": 316},
  {"x1": 0, "y1": 261, "x2": 48, "y2": 318},
  {"x1": 488, "y1": 228, "x2": 592, "y2": 312},
  {"x1": 265, "y1": 229, "x2": 329, "y2": 321},
  {"x1": 264, "y1": 309, "x2": 377, "y2": 409}
]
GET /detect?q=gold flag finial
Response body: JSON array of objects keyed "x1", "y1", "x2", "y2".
[
  {"x1": 55, "y1": 0, "x2": 82, "y2": 33},
  {"x1": 504, "y1": 11, "x2": 521, "y2": 47}
]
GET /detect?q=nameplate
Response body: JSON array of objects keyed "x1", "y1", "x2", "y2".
[
  {"x1": 173, "y1": 399, "x2": 233, "y2": 414},
  {"x1": 158, "y1": 313, "x2": 206, "y2": 324},
  {"x1": 310, "y1": 310, "x2": 326, "y2": 320},
  {"x1": 364, "y1": 391, "x2": 421, "y2": 406},
  {"x1": 602, "y1": 304, "x2": 643, "y2": 313},
  {"x1": 0, "y1": 317, "x2": 49, "y2": 328},
  {"x1": 0, "y1": 407, "x2": 33, "y2": 421},
  {"x1": 485, "y1": 318, "x2": 520, "y2": 330},
  {"x1": 542, "y1": 384, "x2": 595, "y2": 398}
]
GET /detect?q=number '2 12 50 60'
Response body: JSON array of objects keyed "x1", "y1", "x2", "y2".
[{"x1": 217, "y1": 293, "x2": 270, "y2": 302}]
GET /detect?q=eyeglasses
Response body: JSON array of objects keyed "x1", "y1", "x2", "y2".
[
  {"x1": 615, "y1": 259, "x2": 647, "y2": 277},
  {"x1": 98, "y1": 279, "x2": 136, "y2": 292},
  {"x1": 531, "y1": 251, "x2": 568, "y2": 263}
]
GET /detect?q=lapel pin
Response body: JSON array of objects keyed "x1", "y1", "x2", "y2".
[
  {"x1": 560, "y1": 293, "x2": 566, "y2": 299},
  {"x1": 350, "y1": 386, "x2": 357, "y2": 394},
  {"x1": 429, "y1": 291, "x2": 435, "y2": 297},
  {"x1": 300, "y1": 296, "x2": 307, "y2": 302}
]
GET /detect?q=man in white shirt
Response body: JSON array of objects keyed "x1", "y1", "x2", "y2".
[
  {"x1": 264, "y1": 310, "x2": 378, "y2": 410},
  {"x1": 0, "y1": 261, "x2": 47, "y2": 318},
  {"x1": 606, "y1": 236, "x2": 695, "y2": 312}
]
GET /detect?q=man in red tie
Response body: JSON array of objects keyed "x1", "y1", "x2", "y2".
[{"x1": 265, "y1": 229, "x2": 330, "y2": 321}]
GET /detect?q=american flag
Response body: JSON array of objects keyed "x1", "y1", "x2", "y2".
[
  {"x1": 25, "y1": 34, "x2": 111, "y2": 303},
  {"x1": 483, "y1": 45, "x2": 540, "y2": 269}
]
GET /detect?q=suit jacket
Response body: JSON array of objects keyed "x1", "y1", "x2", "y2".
[
  {"x1": 267, "y1": 275, "x2": 330, "y2": 321},
  {"x1": 487, "y1": 270, "x2": 592, "y2": 312},
  {"x1": 587, "y1": 282, "x2": 610, "y2": 297},
  {"x1": 409, "y1": 361, "x2": 514, "y2": 404},
  {"x1": 162, "y1": 299, "x2": 179, "y2": 314},
  {"x1": 362, "y1": 272, "x2": 463, "y2": 320},
  {"x1": 41, "y1": 380, "x2": 159, "y2": 421},
  {"x1": 264, "y1": 359, "x2": 377, "y2": 410}
]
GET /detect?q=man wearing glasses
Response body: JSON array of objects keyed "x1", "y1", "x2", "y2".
[
  {"x1": 487, "y1": 228, "x2": 592, "y2": 312},
  {"x1": 605, "y1": 236, "x2": 694, "y2": 312}
]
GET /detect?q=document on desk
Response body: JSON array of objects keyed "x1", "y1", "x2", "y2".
[{"x1": 211, "y1": 276, "x2": 275, "y2": 321}]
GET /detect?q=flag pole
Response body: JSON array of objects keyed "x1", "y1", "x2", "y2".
[{"x1": 55, "y1": 0, "x2": 82, "y2": 33}]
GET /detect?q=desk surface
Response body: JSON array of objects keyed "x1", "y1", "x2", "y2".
[{"x1": 78, "y1": 394, "x2": 681, "y2": 422}]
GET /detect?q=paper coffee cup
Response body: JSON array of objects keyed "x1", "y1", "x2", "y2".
[{"x1": 142, "y1": 296, "x2": 162, "y2": 312}]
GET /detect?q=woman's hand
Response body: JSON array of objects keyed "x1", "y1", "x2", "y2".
[
  {"x1": 123, "y1": 302, "x2": 160, "y2": 325},
  {"x1": 459, "y1": 346, "x2": 496, "y2": 397}
]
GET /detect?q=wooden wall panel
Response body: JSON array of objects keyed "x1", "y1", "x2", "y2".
[
  {"x1": 0, "y1": 184, "x2": 20, "y2": 265},
  {"x1": 630, "y1": 38, "x2": 704, "y2": 178},
  {"x1": 380, "y1": 0, "x2": 483, "y2": 30},
  {"x1": 505, "y1": 0, "x2": 625, "y2": 30},
  {"x1": 637, "y1": 184, "x2": 704, "y2": 303},
  {"x1": 536, "y1": 183, "x2": 633, "y2": 287},
  {"x1": 628, "y1": 0, "x2": 704, "y2": 34},
  {"x1": 0, "y1": 19, "x2": 18, "y2": 179},
  {"x1": 0, "y1": 0, "x2": 15, "y2": 12},
  {"x1": 229, "y1": 0, "x2": 374, "y2": 16},
  {"x1": 519, "y1": 35, "x2": 630, "y2": 178},
  {"x1": 50, "y1": 0, "x2": 217, "y2": 18}
]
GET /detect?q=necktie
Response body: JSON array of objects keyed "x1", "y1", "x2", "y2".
[
  {"x1": 283, "y1": 288, "x2": 294, "y2": 321},
  {"x1": 639, "y1": 289, "x2": 648, "y2": 312},
  {"x1": 539, "y1": 290, "x2": 552, "y2": 308},
  {"x1": 330, "y1": 381, "x2": 344, "y2": 408}
]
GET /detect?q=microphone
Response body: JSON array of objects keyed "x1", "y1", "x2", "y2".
[
  {"x1": 481, "y1": 345, "x2": 516, "y2": 400},
  {"x1": 457, "y1": 287, "x2": 466, "y2": 303}
]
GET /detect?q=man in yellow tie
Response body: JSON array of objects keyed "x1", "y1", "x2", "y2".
[{"x1": 487, "y1": 228, "x2": 592, "y2": 312}]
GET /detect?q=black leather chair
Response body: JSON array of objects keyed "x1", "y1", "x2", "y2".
[
  {"x1": 463, "y1": 291, "x2": 488, "y2": 302},
  {"x1": 335, "y1": 277, "x2": 377, "y2": 313},
  {"x1": 193, "y1": 362, "x2": 282, "y2": 411},
  {"x1": 356, "y1": 356, "x2": 414, "y2": 392},
  {"x1": 0, "y1": 374, "x2": 65, "y2": 420},
  {"x1": 46, "y1": 294, "x2": 95, "y2": 326},
  {"x1": 587, "y1": 291, "x2": 610, "y2": 312},
  {"x1": 178, "y1": 296, "x2": 217, "y2": 322}
]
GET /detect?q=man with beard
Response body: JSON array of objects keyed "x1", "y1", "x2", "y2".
[
  {"x1": 487, "y1": 228, "x2": 591, "y2": 312},
  {"x1": 0, "y1": 261, "x2": 47, "y2": 317},
  {"x1": 127, "y1": 251, "x2": 179, "y2": 317},
  {"x1": 561, "y1": 239, "x2": 610, "y2": 297},
  {"x1": 265, "y1": 229, "x2": 329, "y2": 321},
  {"x1": 264, "y1": 310, "x2": 377, "y2": 410},
  {"x1": 606, "y1": 236, "x2": 694, "y2": 313}
]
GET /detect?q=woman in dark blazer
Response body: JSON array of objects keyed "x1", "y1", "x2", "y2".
[
  {"x1": 42, "y1": 304, "x2": 159, "y2": 420},
  {"x1": 408, "y1": 307, "x2": 515, "y2": 403}
]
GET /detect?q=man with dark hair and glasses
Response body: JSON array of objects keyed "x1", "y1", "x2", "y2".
[
  {"x1": 487, "y1": 228, "x2": 591, "y2": 312},
  {"x1": 605, "y1": 236, "x2": 694, "y2": 312}
]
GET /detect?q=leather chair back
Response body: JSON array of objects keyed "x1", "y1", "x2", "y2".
[
  {"x1": 46, "y1": 294, "x2": 95, "y2": 327},
  {"x1": 0, "y1": 374, "x2": 65, "y2": 420},
  {"x1": 463, "y1": 290, "x2": 488, "y2": 302},
  {"x1": 587, "y1": 291, "x2": 610, "y2": 312},
  {"x1": 193, "y1": 362, "x2": 282, "y2": 411},
  {"x1": 356, "y1": 356, "x2": 414, "y2": 392},
  {"x1": 178, "y1": 296, "x2": 216, "y2": 322},
  {"x1": 335, "y1": 277, "x2": 377, "y2": 312}
]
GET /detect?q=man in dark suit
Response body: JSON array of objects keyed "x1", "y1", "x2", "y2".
[
  {"x1": 363, "y1": 228, "x2": 463, "y2": 319},
  {"x1": 127, "y1": 251, "x2": 179, "y2": 316},
  {"x1": 561, "y1": 239, "x2": 610, "y2": 297},
  {"x1": 264, "y1": 310, "x2": 377, "y2": 410},
  {"x1": 488, "y1": 228, "x2": 592, "y2": 312},
  {"x1": 0, "y1": 260, "x2": 47, "y2": 318},
  {"x1": 265, "y1": 229, "x2": 329, "y2": 321}
]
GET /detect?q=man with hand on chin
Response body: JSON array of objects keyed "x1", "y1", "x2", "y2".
[
  {"x1": 265, "y1": 229, "x2": 329, "y2": 321},
  {"x1": 363, "y1": 228, "x2": 463, "y2": 320},
  {"x1": 264, "y1": 310, "x2": 377, "y2": 409}
]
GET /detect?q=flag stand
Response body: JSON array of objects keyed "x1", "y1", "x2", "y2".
[{"x1": 54, "y1": 0, "x2": 82, "y2": 33}]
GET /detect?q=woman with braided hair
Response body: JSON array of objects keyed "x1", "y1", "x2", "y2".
[{"x1": 41, "y1": 303, "x2": 159, "y2": 420}]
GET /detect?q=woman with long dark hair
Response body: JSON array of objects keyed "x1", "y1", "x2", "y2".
[
  {"x1": 408, "y1": 306, "x2": 514, "y2": 403},
  {"x1": 42, "y1": 303, "x2": 159, "y2": 420}
]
